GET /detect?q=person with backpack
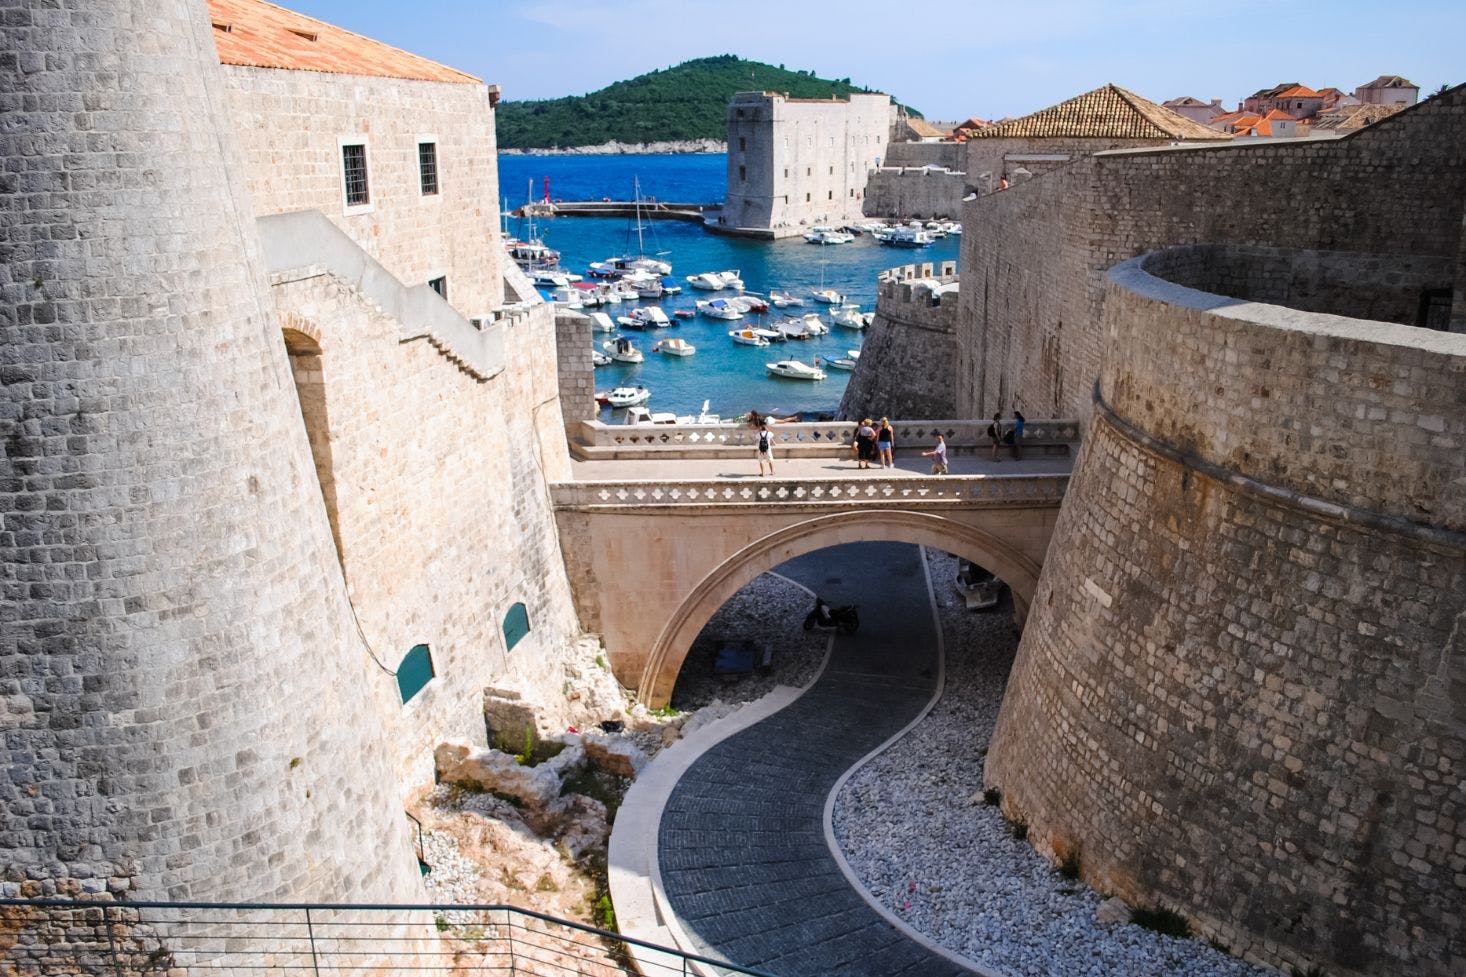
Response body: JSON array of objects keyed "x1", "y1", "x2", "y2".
[{"x1": 752, "y1": 412, "x2": 794, "y2": 476}]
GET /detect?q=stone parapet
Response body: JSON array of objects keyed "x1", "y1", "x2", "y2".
[
  {"x1": 863, "y1": 169, "x2": 966, "y2": 219},
  {"x1": 841, "y1": 263, "x2": 962, "y2": 419}
]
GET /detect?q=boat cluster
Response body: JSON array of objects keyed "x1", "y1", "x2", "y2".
[{"x1": 804, "y1": 220, "x2": 961, "y2": 249}]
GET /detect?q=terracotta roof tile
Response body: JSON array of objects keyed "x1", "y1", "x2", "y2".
[
  {"x1": 1359, "y1": 74, "x2": 1417, "y2": 90},
  {"x1": 1273, "y1": 85, "x2": 1321, "y2": 99},
  {"x1": 969, "y1": 84, "x2": 1228, "y2": 141},
  {"x1": 1311, "y1": 101, "x2": 1409, "y2": 131},
  {"x1": 208, "y1": 0, "x2": 479, "y2": 85},
  {"x1": 905, "y1": 118, "x2": 949, "y2": 138}
]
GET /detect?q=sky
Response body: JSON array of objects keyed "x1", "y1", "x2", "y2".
[{"x1": 283, "y1": 0, "x2": 1461, "y2": 121}]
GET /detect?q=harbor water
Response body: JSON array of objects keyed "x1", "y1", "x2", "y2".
[{"x1": 498, "y1": 153, "x2": 960, "y2": 419}]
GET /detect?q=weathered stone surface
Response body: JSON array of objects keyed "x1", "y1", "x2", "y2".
[
  {"x1": 581, "y1": 734, "x2": 647, "y2": 778},
  {"x1": 434, "y1": 741, "x2": 585, "y2": 813},
  {"x1": 1096, "y1": 897, "x2": 1132, "y2": 926}
]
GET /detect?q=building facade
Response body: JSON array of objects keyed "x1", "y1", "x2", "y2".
[{"x1": 719, "y1": 90, "x2": 890, "y2": 237}]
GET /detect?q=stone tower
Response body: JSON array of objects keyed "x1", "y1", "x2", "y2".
[{"x1": 0, "y1": 0, "x2": 422, "y2": 902}]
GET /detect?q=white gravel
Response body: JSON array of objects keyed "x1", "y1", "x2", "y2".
[{"x1": 831, "y1": 550, "x2": 1275, "y2": 977}]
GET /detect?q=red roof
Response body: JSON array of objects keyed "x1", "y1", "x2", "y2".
[
  {"x1": 208, "y1": 0, "x2": 479, "y2": 85},
  {"x1": 1273, "y1": 85, "x2": 1321, "y2": 99}
]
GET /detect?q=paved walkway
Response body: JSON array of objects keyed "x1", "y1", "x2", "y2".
[{"x1": 656, "y1": 542, "x2": 977, "y2": 976}]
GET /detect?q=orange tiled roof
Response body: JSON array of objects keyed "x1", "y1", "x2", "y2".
[
  {"x1": 1311, "y1": 101, "x2": 1409, "y2": 131},
  {"x1": 968, "y1": 84, "x2": 1227, "y2": 141},
  {"x1": 1359, "y1": 74, "x2": 1417, "y2": 90},
  {"x1": 1273, "y1": 85, "x2": 1321, "y2": 99},
  {"x1": 905, "y1": 117, "x2": 950, "y2": 139},
  {"x1": 208, "y1": 0, "x2": 479, "y2": 84}
]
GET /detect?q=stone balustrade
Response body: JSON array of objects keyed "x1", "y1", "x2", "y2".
[
  {"x1": 573, "y1": 417, "x2": 1080, "y2": 453},
  {"x1": 552, "y1": 472, "x2": 1070, "y2": 509}
]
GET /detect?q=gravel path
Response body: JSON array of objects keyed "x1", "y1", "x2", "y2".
[{"x1": 830, "y1": 549, "x2": 1274, "y2": 977}]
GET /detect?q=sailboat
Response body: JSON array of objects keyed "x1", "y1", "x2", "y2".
[
  {"x1": 595, "y1": 177, "x2": 672, "y2": 278},
  {"x1": 506, "y1": 179, "x2": 560, "y2": 271}
]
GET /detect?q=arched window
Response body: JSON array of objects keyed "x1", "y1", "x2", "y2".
[
  {"x1": 502, "y1": 602, "x2": 530, "y2": 652},
  {"x1": 397, "y1": 644, "x2": 435, "y2": 703}
]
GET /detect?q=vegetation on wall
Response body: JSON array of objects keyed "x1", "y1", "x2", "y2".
[{"x1": 497, "y1": 55, "x2": 920, "y2": 149}]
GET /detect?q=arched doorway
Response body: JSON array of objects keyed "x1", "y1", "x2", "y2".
[{"x1": 639, "y1": 510, "x2": 1042, "y2": 707}]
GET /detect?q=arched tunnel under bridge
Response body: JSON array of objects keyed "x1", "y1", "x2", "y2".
[{"x1": 550, "y1": 473, "x2": 1067, "y2": 707}]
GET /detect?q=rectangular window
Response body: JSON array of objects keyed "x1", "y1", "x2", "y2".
[
  {"x1": 418, "y1": 141, "x2": 439, "y2": 195},
  {"x1": 828, "y1": 190, "x2": 833, "y2": 200},
  {"x1": 342, "y1": 143, "x2": 369, "y2": 206},
  {"x1": 397, "y1": 644, "x2": 435, "y2": 703},
  {"x1": 806, "y1": 167, "x2": 811, "y2": 176},
  {"x1": 783, "y1": 168, "x2": 788, "y2": 178},
  {"x1": 805, "y1": 192, "x2": 811, "y2": 202},
  {"x1": 428, "y1": 276, "x2": 447, "y2": 300},
  {"x1": 829, "y1": 166, "x2": 834, "y2": 175},
  {"x1": 739, "y1": 137, "x2": 746, "y2": 151},
  {"x1": 738, "y1": 164, "x2": 746, "y2": 182}
]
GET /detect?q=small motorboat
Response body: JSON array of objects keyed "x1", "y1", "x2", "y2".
[
  {"x1": 779, "y1": 318, "x2": 815, "y2": 340},
  {"x1": 660, "y1": 276, "x2": 683, "y2": 295},
  {"x1": 848, "y1": 349, "x2": 862, "y2": 360},
  {"x1": 653, "y1": 337, "x2": 696, "y2": 357},
  {"x1": 605, "y1": 384, "x2": 651, "y2": 408},
  {"x1": 766, "y1": 359, "x2": 826, "y2": 381},
  {"x1": 816, "y1": 354, "x2": 857, "y2": 372},
  {"x1": 881, "y1": 226, "x2": 935, "y2": 248},
  {"x1": 675, "y1": 399, "x2": 723, "y2": 425},
  {"x1": 687, "y1": 270, "x2": 741, "y2": 291},
  {"x1": 769, "y1": 290, "x2": 804, "y2": 308},
  {"x1": 829, "y1": 304, "x2": 867, "y2": 330},
  {"x1": 531, "y1": 269, "x2": 581, "y2": 287},
  {"x1": 624, "y1": 405, "x2": 678, "y2": 425},
  {"x1": 591, "y1": 350, "x2": 611, "y2": 367},
  {"x1": 603, "y1": 338, "x2": 644, "y2": 364},
  {"x1": 729, "y1": 329, "x2": 771, "y2": 347},
  {"x1": 740, "y1": 295, "x2": 770, "y2": 313},
  {"x1": 751, "y1": 327, "x2": 784, "y2": 344},
  {"x1": 631, "y1": 307, "x2": 671, "y2": 328},
  {"x1": 811, "y1": 288, "x2": 844, "y2": 305},
  {"x1": 549, "y1": 285, "x2": 584, "y2": 309},
  {"x1": 672, "y1": 309, "x2": 695, "y2": 320},
  {"x1": 804, "y1": 226, "x2": 854, "y2": 245},
  {"x1": 588, "y1": 311, "x2": 617, "y2": 333},
  {"x1": 698, "y1": 299, "x2": 744, "y2": 321},
  {"x1": 789, "y1": 312, "x2": 828, "y2": 336}
]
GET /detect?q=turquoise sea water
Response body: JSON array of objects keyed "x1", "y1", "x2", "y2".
[{"x1": 497, "y1": 153, "x2": 960, "y2": 418}]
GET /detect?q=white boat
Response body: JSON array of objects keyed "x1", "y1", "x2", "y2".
[
  {"x1": 605, "y1": 384, "x2": 651, "y2": 408},
  {"x1": 945, "y1": 222, "x2": 962, "y2": 235},
  {"x1": 816, "y1": 354, "x2": 857, "y2": 372},
  {"x1": 659, "y1": 276, "x2": 683, "y2": 295},
  {"x1": 811, "y1": 288, "x2": 844, "y2": 305},
  {"x1": 653, "y1": 337, "x2": 696, "y2": 357},
  {"x1": 698, "y1": 299, "x2": 744, "y2": 321},
  {"x1": 766, "y1": 359, "x2": 827, "y2": 381},
  {"x1": 624, "y1": 405, "x2": 678, "y2": 424},
  {"x1": 549, "y1": 286, "x2": 584, "y2": 309},
  {"x1": 602, "y1": 338, "x2": 644, "y2": 364},
  {"x1": 779, "y1": 317, "x2": 816, "y2": 340},
  {"x1": 793, "y1": 312, "x2": 828, "y2": 335},
  {"x1": 632, "y1": 306, "x2": 671, "y2": 328},
  {"x1": 531, "y1": 269, "x2": 582, "y2": 287},
  {"x1": 804, "y1": 226, "x2": 854, "y2": 245},
  {"x1": 751, "y1": 327, "x2": 784, "y2": 344},
  {"x1": 687, "y1": 270, "x2": 743, "y2": 291},
  {"x1": 588, "y1": 311, "x2": 617, "y2": 332},
  {"x1": 769, "y1": 290, "x2": 804, "y2": 308},
  {"x1": 829, "y1": 303, "x2": 867, "y2": 329},
  {"x1": 675, "y1": 399, "x2": 724, "y2": 425},
  {"x1": 729, "y1": 329, "x2": 770, "y2": 347},
  {"x1": 848, "y1": 349, "x2": 861, "y2": 360},
  {"x1": 591, "y1": 350, "x2": 611, "y2": 367},
  {"x1": 881, "y1": 226, "x2": 935, "y2": 248}
]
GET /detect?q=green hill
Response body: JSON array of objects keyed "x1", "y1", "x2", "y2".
[{"x1": 496, "y1": 55, "x2": 919, "y2": 150}]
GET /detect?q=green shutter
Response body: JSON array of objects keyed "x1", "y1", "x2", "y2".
[
  {"x1": 502, "y1": 602, "x2": 530, "y2": 652},
  {"x1": 397, "y1": 644, "x2": 435, "y2": 703}
]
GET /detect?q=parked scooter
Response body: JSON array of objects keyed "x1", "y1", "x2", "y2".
[{"x1": 803, "y1": 595, "x2": 859, "y2": 634}]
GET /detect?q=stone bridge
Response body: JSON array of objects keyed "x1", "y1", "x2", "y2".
[{"x1": 552, "y1": 418, "x2": 1078, "y2": 706}]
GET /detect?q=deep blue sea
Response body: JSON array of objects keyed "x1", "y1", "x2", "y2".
[{"x1": 497, "y1": 153, "x2": 960, "y2": 418}]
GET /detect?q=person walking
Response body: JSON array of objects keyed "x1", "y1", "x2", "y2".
[
  {"x1": 877, "y1": 417, "x2": 896, "y2": 469},
  {"x1": 1010, "y1": 410, "x2": 1025, "y2": 460},
  {"x1": 922, "y1": 433, "x2": 948, "y2": 474},
  {"x1": 987, "y1": 412, "x2": 1004, "y2": 462},
  {"x1": 855, "y1": 418, "x2": 877, "y2": 469}
]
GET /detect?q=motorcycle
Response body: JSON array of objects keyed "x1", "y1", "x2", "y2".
[{"x1": 802, "y1": 595, "x2": 859, "y2": 634}]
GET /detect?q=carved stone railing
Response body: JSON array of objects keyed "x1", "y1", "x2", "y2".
[
  {"x1": 551, "y1": 473, "x2": 1070, "y2": 510},
  {"x1": 573, "y1": 418, "x2": 1081, "y2": 451}
]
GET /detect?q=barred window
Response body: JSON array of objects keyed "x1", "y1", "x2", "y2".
[
  {"x1": 342, "y1": 143, "x2": 369, "y2": 206},
  {"x1": 418, "y1": 141, "x2": 438, "y2": 195}
]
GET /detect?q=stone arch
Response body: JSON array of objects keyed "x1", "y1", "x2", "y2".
[
  {"x1": 280, "y1": 322, "x2": 342, "y2": 562},
  {"x1": 639, "y1": 509, "x2": 1043, "y2": 706}
]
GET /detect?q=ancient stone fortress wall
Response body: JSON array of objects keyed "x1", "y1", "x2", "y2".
[
  {"x1": 723, "y1": 91, "x2": 889, "y2": 232},
  {"x1": 955, "y1": 87, "x2": 1466, "y2": 421},
  {"x1": 0, "y1": 0, "x2": 423, "y2": 906},
  {"x1": 964, "y1": 135, "x2": 1171, "y2": 187},
  {"x1": 221, "y1": 66, "x2": 504, "y2": 316},
  {"x1": 840, "y1": 262, "x2": 960, "y2": 420},
  {"x1": 862, "y1": 167, "x2": 965, "y2": 219},
  {"x1": 883, "y1": 141, "x2": 966, "y2": 171},
  {"x1": 986, "y1": 247, "x2": 1466, "y2": 977}
]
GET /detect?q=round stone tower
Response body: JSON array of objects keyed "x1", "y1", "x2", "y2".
[{"x1": 0, "y1": 0, "x2": 422, "y2": 903}]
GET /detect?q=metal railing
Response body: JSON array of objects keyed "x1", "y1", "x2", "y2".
[{"x1": 0, "y1": 898, "x2": 780, "y2": 977}]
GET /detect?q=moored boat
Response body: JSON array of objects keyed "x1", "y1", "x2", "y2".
[
  {"x1": 880, "y1": 226, "x2": 935, "y2": 248},
  {"x1": 591, "y1": 350, "x2": 611, "y2": 367},
  {"x1": 653, "y1": 337, "x2": 696, "y2": 357},
  {"x1": 660, "y1": 276, "x2": 683, "y2": 295},
  {"x1": 605, "y1": 384, "x2": 651, "y2": 407},
  {"x1": 769, "y1": 290, "x2": 804, "y2": 308},
  {"x1": 698, "y1": 298, "x2": 744, "y2": 321},
  {"x1": 603, "y1": 337, "x2": 644, "y2": 364},
  {"x1": 687, "y1": 270, "x2": 742, "y2": 291},
  {"x1": 811, "y1": 288, "x2": 845, "y2": 305},
  {"x1": 804, "y1": 226, "x2": 854, "y2": 245},
  {"x1": 829, "y1": 303, "x2": 867, "y2": 329},
  {"x1": 588, "y1": 311, "x2": 617, "y2": 332},
  {"x1": 766, "y1": 359, "x2": 827, "y2": 381},
  {"x1": 729, "y1": 329, "x2": 771, "y2": 347},
  {"x1": 816, "y1": 354, "x2": 857, "y2": 372}
]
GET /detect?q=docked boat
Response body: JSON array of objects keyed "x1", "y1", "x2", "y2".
[
  {"x1": 604, "y1": 384, "x2": 651, "y2": 408},
  {"x1": 769, "y1": 290, "x2": 804, "y2": 308},
  {"x1": 729, "y1": 329, "x2": 771, "y2": 347},
  {"x1": 881, "y1": 226, "x2": 935, "y2": 248},
  {"x1": 531, "y1": 269, "x2": 582, "y2": 287},
  {"x1": 602, "y1": 337, "x2": 644, "y2": 364},
  {"x1": 816, "y1": 354, "x2": 858, "y2": 372},
  {"x1": 624, "y1": 405, "x2": 678, "y2": 425},
  {"x1": 591, "y1": 350, "x2": 611, "y2": 367},
  {"x1": 848, "y1": 349, "x2": 862, "y2": 360},
  {"x1": 588, "y1": 311, "x2": 617, "y2": 333},
  {"x1": 766, "y1": 359, "x2": 827, "y2": 381},
  {"x1": 779, "y1": 313, "x2": 828, "y2": 340},
  {"x1": 660, "y1": 276, "x2": 683, "y2": 296},
  {"x1": 804, "y1": 226, "x2": 854, "y2": 245},
  {"x1": 631, "y1": 306, "x2": 671, "y2": 328},
  {"x1": 811, "y1": 288, "x2": 845, "y2": 305},
  {"x1": 751, "y1": 327, "x2": 784, "y2": 344},
  {"x1": 508, "y1": 238, "x2": 560, "y2": 268},
  {"x1": 829, "y1": 303, "x2": 867, "y2": 329},
  {"x1": 549, "y1": 285, "x2": 584, "y2": 309},
  {"x1": 698, "y1": 299, "x2": 744, "y2": 321},
  {"x1": 653, "y1": 337, "x2": 696, "y2": 357},
  {"x1": 738, "y1": 295, "x2": 770, "y2": 313},
  {"x1": 675, "y1": 399, "x2": 724, "y2": 425},
  {"x1": 686, "y1": 270, "x2": 743, "y2": 291},
  {"x1": 672, "y1": 308, "x2": 695, "y2": 320}
]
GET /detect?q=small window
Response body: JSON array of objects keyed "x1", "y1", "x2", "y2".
[
  {"x1": 829, "y1": 166, "x2": 834, "y2": 175},
  {"x1": 806, "y1": 167, "x2": 811, "y2": 176},
  {"x1": 342, "y1": 143, "x2": 369, "y2": 207},
  {"x1": 827, "y1": 190, "x2": 833, "y2": 200},
  {"x1": 805, "y1": 192, "x2": 811, "y2": 202},
  {"x1": 397, "y1": 644, "x2": 434, "y2": 703},
  {"x1": 503, "y1": 602, "x2": 530, "y2": 651},
  {"x1": 418, "y1": 141, "x2": 439, "y2": 195},
  {"x1": 735, "y1": 108, "x2": 744, "y2": 118},
  {"x1": 428, "y1": 276, "x2": 447, "y2": 300},
  {"x1": 783, "y1": 168, "x2": 788, "y2": 178},
  {"x1": 738, "y1": 165, "x2": 746, "y2": 182},
  {"x1": 738, "y1": 137, "x2": 746, "y2": 151}
]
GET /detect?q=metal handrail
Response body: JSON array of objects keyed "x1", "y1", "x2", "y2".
[{"x1": 0, "y1": 897, "x2": 782, "y2": 977}]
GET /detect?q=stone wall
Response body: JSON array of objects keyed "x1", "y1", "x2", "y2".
[
  {"x1": 556, "y1": 309, "x2": 598, "y2": 431},
  {"x1": 957, "y1": 87, "x2": 1466, "y2": 420},
  {"x1": 840, "y1": 262, "x2": 960, "y2": 420},
  {"x1": 723, "y1": 91, "x2": 890, "y2": 232},
  {"x1": 883, "y1": 141, "x2": 966, "y2": 171},
  {"x1": 986, "y1": 252, "x2": 1466, "y2": 976},
  {"x1": 862, "y1": 168, "x2": 966, "y2": 219},
  {"x1": 221, "y1": 65, "x2": 504, "y2": 318},
  {"x1": 964, "y1": 135, "x2": 1173, "y2": 187},
  {"x1": 0, "y1": 0, "x2": 422, "y2": 904}
]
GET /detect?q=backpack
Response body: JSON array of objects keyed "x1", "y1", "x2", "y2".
[{"x1": 758, "y1": 430, "x2": 770, "y2": 452}]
